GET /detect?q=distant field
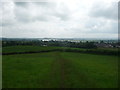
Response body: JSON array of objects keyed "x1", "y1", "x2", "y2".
[
  {"x1": 3, "y1": 51, "x2": 118, "y2": 88},
  {"x1": 2, "y1": 45, "x2": 118, "y2": 56},
  {"x1": 2, "y1": 46, "x2": 62, "y2": 53}
]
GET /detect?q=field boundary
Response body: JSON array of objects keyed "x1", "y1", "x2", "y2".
[{"x1": 2, "y1": 48, "x2": 119, "y2": 56}]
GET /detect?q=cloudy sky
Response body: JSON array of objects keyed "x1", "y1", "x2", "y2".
[{"x1": 0, "y1": 0, "x2": 119, "y2": 39}]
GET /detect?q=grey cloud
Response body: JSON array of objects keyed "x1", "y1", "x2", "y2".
[
  {"x1": 84, "y1": 17, "x2": 118, "y2": 34},
  {"x1": 14, "y1": 2, "x2": 70, "y2": 22},
  {"x1": 54, "y1": 12, "x2": 70, "y2": 21},
  {"x1": 2, "y1": 0, "x2": 117, "y2": 39},
  {"x1": 14, "y1": 2, "x2": 28, "y2": 7},
  {"x1": 54, "y1": 3, "x2": 71, "y2": 21},
  {"x1": 15, "y1": 7, "x2": 31, "y2": 22},
  {"x1": 0, "y1": 23, "x2": 13, "y2": 26},
  {"x1": 90, "y1": 2, "x2": 117, "y2": 20},
  {"x1": 15, "y1": 8, "x2": 51, "y2": 22},
  {"x1": 14, "y1": 2, "x2": 54, "y2": 7},
  {"x1": 33, "y1": 2, "x2": 55, "y2": 7},
  {"x1": 36, "y1": 15, "x2": 50, "y2": 21},
  {"x1": 1, "y1": 2, "x2": 16, "y2": 26}
]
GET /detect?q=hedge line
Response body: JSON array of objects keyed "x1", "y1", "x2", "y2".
[{"x1": 2, "y1": 48, "x2": 119, "y2": 56}]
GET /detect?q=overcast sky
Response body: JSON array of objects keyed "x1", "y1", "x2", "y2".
[{"x1": 0, "y1": 0, "x2": 119, "y2": 39}]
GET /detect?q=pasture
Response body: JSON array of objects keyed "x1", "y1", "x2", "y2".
[{"x1": 2, "y1": 46, "x2": 118, "y2": 88}]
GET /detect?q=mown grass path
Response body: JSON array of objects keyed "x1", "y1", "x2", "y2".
[
  {"x1": 55, "y1": 52, "x2": 66, "y2": 88},
  {"x1": 52, "y1": 52, "x2": 97, "y2": 88}
]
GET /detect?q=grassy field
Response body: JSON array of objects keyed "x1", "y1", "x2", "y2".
[
  {"x1": 2, "y1": 45, "x2": 119, "y2": 56},
  {"x1": 3, "y1": 46, "x2": 118, "y2": 53},
  {"x1": 3, "y1": 51, "x2": 118, "y2": 88},
  {"x1": 3, "y1": 46, "x2": 84, "y2": 54},
  {"x1": 2, "y1": 46, "x2": 62, "y2": 53},
  {"x1": 0, "y1": 55, "x2": 2, "y2": 89}
]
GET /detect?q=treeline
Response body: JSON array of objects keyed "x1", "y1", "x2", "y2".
[{"x1": 2, "y1": 40, "x2": 97, "y2": 49}]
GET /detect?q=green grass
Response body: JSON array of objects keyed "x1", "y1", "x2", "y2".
[
  {"x1": 61, "y1": 52, "x2": 118, "y2": 88},
  {"x1": 3, "y1": 52, "x2": 61, "y2": 88},
  {"x1": 2, "y1": 46, "x2": 60, "y2": 53},
  {"x1": 3, "y1": 46, "x2": 119, "y2": 56},
  {"x1": 0, "y1": 55, "x2": 2, "y2": 89},
  {"x1": 3, "y1": 52, "x2": 118, "y2": 88},
  {"x1": 2, "y1": 45, "x2": 88, "y2": 53}
]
